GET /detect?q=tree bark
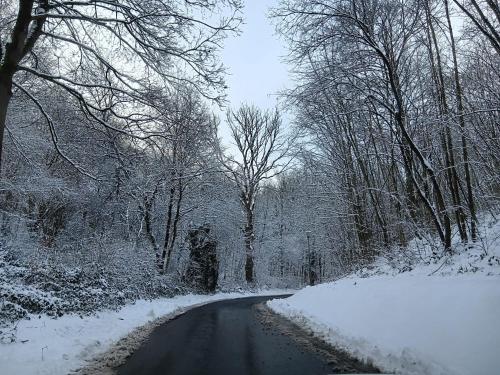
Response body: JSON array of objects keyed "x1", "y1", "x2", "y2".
[
  {"x1": 0, "y1": 0, "x2": 45, "y2": 172},
  {"x1": 163, "y1": 178, "x2": 183, "y2": 272},
  {"x1": 0, "y1": 78, "x2": 12, "y2": 171},
  {"x1": 444, "y1": 0, "x2": 478, "y2": 241},
  {"x1": 243, "y1": 199, "x2": 255, "y2": 283}
]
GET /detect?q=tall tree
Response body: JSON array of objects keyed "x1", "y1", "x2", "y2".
[
  {"x1": 218, "y1": 104, "x2": 290, "y2": 284},
  {"x1": 158, "y1": 90, "x2": 217, "y2": 273},
  {"x1": 273, "y1": 0, "x2": 456, "y2": 250}
]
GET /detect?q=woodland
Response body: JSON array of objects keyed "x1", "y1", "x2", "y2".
[{"x1": 0, "y1": 0, "x2": 499, "y2": 322}]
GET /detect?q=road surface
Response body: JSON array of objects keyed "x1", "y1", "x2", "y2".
[{"x1": 117, "y1": 295, "x2": 379, "y2": 375}]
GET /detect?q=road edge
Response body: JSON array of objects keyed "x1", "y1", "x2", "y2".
[
  {"x1": 71, "y1": 293, "x2": 294, "y2": 375},
  {"x1": 256, "y1": 302, "x2": 383, "y2": 374}
]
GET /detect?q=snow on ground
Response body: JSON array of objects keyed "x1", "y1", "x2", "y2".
[
  {"x1": 269, "y1": 275, "x2": 500, "y2": 375},
  {"x1": 0, "y1": 289, "x2": 291, "y2": 375},
  {"x1": 268, "y1": 218, "x2": 500, "y2": 375}
]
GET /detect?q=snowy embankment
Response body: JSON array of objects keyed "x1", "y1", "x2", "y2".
[
  {"x1": 0, "y1": 289, "x2": 290, "y2": 375},
  {"x1": 268, "y1": 220, "x2": 500, "y2": 375}
]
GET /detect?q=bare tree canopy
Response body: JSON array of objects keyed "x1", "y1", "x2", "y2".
[
  {"x1": 0, "y1": 0, "x2": 242, "y2": 171},
  {"x1": 451, "y1": 0, "x2": 500, "y2": 55},
  {"x1": 218, "y1": 104, "x2": 292, "y2": 283},
  {"x1": 271, "y1": 0, "x2": 499, "y2": 256}
]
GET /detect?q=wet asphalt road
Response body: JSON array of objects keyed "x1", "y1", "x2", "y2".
[{"x1": 117, "y1": 295, "x2": 337, "y2": 375}]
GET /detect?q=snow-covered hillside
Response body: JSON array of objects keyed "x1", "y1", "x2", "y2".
[{"x1": 268, "y1": 218, "x2": 500, "y2": 375}]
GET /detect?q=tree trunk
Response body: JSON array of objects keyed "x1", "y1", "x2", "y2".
[
  {"x1": 160, "y1": 183, "x2": 176, "y2": 271},
  {"x1": 424, "y1": 2, "x2": 468, "y2": 242},
  {"x1": 163, "y1": 178, "x2": 183, "y2": 272},
  {"x1": 389, "y1": 65, "x2": 452, "y2": 251},
  {"x1": 143, "y1": 191, "x2": 160, "y2": 262},
  {"x1": 0, "y1": 0, "x2": 41, "y2": 173},
  {"x1": 244, "y1": 202, "x2": 255, "y2": 283},
  {"x1": 161, "y1": 144, "x2": 178, "y2": 272},
  {"x1": 0, "y1": 77, "x2": 12, "y2": 172},
  {"x1": 444, "y1": 0, "x2": 478, "y2": 241}
]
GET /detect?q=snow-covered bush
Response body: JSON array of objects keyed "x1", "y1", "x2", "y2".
[{"x1": 0, "y1": 241, "x2": 183, "y2": 342}]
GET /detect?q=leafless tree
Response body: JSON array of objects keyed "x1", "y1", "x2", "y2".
[
  {"x1": 272, "y1": 0, "x2": 498, "y2": 255},
  {"x1": 452, "y1": 0, "x2": 500, "y2": 56},
  {"x1": 0, "y1": 0, "x2": 242, "y2": 172},
  {"x1": 134, "y1": 87, "x2": 217, "y2": 273},
  {"x1": 218, "y1": 104, "x2": 291, "y2": 283},
  {"x1": 158, "y1": 90, "x2": 217, "y2": 273}
]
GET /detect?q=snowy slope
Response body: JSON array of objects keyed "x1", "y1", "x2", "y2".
[
  {"x1": 0, "y1": 290, "x2": 290, "y2": 375},
  {"x1": 268, "y1": 219, "x2": 500, "y2": 375},
  {"x1": 269, "y1": 275, "x2": 500, "y2": 375}
]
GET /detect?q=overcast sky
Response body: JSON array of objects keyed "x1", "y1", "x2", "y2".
[
  {"x1": 217, "y1": 0, "x2": 290, "y2": 148},
  {"x1": 222, "y1": 0, "x2": 288, "y2": 109}
]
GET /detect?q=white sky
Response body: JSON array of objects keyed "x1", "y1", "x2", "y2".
[{"x1": 217, "y1": 0, "x2": 290, "y2": 148}]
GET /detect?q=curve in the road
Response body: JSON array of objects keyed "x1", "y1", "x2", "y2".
[{"x1": 117, "y1": 295, "x2": 378, "y2": 375}]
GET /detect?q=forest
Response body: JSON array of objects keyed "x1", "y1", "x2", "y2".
[{"x1": 0, "y1": 0, "x2": 499, "y2": 325}]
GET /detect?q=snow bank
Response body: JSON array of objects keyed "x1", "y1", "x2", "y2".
[
  {"x1": 0, "y1": 290, "x2": 290, "y2": 375},
  {"x1": 268, "y1": 214, "x2": 500, "y2": 375},
  {"x1": 269, "y1": 275, "x2": 500, "y2": 375}
]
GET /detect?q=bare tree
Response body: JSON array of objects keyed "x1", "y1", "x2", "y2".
[
  {"x1": 158, "y1": 90, "x2": 217, "y2": 273},
  {"x1": 218, "y1": 104, "x2": 290, "y2": 284},
  {"x1": 273, "y1": 0, "x2": 458, "y2": 250},
  {"x1": 271, "y1": 0, "x2": 500, "y2": 260},
  {"x1": 0, "y1": 0, "x2": 242, "y2": 172},
  {"x1": 133, "y1": 87, "x2": 217, "y2": 273},
  {"x1": 452, "y1": 0, "x2": 500, "y2": 56}
]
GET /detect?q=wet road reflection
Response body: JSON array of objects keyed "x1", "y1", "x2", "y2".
[{"x1": 117, "y1": 295, "x2": 335, "y2": 375}]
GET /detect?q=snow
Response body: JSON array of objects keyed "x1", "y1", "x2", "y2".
[
  {"x1": 0, "y1": 289, "x2": 291, "y2": 375},
  {"x1": 2, "y1": 219, "x2": 499, "y2": 375},
  {"x1": 269, "y1": 275, "x2": 500, "y2": 375},
  {"x1": 268, "y1": 219, "x2": 500, "y2": 375}
]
